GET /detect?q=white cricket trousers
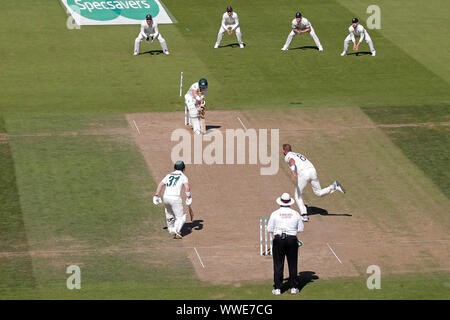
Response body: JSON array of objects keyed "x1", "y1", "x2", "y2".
[
  {"x1": 163, "y1": 196, "x2": 186, "y2": 235},
  {"x1": 294, "y1": 167, "x2": 335, "y2": 214},
  {"x1": 343, "y1": 33, "x2": 375, "y2": 53},
  {"x1": 283, "y1": 26, "x2": 322, "y2": 49},
  {"x1": 215, "y1": 26, "x2": 243, "y2": 46},
  {"x1": 185, "y1": 98, "x2": 202, "y2": 135},
  {"x1": 134, "y1": 33, "x2": 168, "y2": 53}
]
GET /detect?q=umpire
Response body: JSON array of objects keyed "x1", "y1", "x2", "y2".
[{"x1": 267, "y1": 193, "x2": 304, "y2": 295}]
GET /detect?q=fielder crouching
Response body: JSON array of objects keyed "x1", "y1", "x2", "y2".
[{"x1": 184, "y1": 78, "x2": 208, "y2": 135}]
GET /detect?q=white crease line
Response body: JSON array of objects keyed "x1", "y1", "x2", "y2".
[
  {"x1": 236, "y1": 117, "x2": 247, "y2": 130},
  {"x1": 132, "y1": 120, "x2": 141, "y2": 135},
  {"x1": 194, "y1": 247, "x2": 205, "y2": 268},
  {"x1": 327, "y1": 243, "x2": 342, "y2": 264},
  {"x1": 399, "y1": 240, "x2": 450, "y2": 243}
]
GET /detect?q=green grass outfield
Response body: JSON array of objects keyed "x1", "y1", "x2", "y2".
[{"x1": 0, "y1": 0, "x2": 449, "y2": 299}]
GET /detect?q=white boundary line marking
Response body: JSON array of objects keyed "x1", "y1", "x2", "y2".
[
  {"x1": 132, "y1": 120, "x2": 141, "y2": 135},
  {"x1": 236, "y1": 116, "x2": 247, "y2": 130},
  {"x1": 327, "y1": 243, "x2": 342, "y2": 264},
  {"x1": 194, "y1": 247, "x2": 205, "y2": 268}
]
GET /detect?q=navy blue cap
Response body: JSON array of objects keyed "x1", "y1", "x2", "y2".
[
  {"x1": 146, "y1": 14, "x2": 152, "y2": 20},
  {"x1": 226, "y1": 6, "x2": 232, "y2": 12},
  {"x1": 352, "y1": 17, "x2": 359, "y2": 23},
  {"x1": 296, "y1": 12, "x2": 302, "y2": 18}
]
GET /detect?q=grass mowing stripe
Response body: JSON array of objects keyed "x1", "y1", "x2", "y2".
[
  {"x1": 4, "y1": 118, "x2": 197, "y2": 293},
  {"x1": 362, "y1": 105, "x2": 450, "y2": 198},
  {"x1": 336, "y1": 0, "x2": 450, "y2": 84},
  {"x1": 0, "y1": 120, "x2": 36, "y2": 290},
  {"x1": 380, "y1": 126, "x2": 450, "y2": 198},
  {"x1": 1, "y1": 271, "x2": 449, "y2": 299},
  {"x1": 168, "y1": 0, "x2": 450, "y2": 110}
]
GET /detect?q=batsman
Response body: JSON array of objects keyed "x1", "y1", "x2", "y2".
[
  {"x1": 185, "y1": 78, "x2": 208, "y2": 135},
  {"x1": 153, "y1": 161, "x2": 193, "y2": 239}
]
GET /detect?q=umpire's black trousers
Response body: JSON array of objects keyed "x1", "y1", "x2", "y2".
[{"x1": 272, "y1": 234, "x2": 299, "y2": 290}]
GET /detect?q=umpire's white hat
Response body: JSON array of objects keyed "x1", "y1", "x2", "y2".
[{"x1": 276, "y1": 193, "x2": 295, "y2": 206}]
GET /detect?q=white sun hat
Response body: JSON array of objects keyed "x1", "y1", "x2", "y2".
[{"x1": 276, "y1": 192, "x2": 295, "y2": 206}]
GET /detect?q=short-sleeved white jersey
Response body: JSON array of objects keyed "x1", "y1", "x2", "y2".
[
  {"x1": 267, "y1": 206, "x2": 304, "y2": 236},
  {"x1": 285, "y1": 151, "x2": 315, "y2": 172},
  {"x1": 162, "y1": 170, "x2": 188, "y2": 198},
  {"x1": 185, "y1": 82, "x2": 208, "y2": 101},
  {"x1": 292, "y1": 17, "x2": 311, "y2": 30}
]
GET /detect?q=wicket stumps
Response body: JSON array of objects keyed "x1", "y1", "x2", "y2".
[{"x1": 259, "y1": 218, "x2": 273, "y2": 256}]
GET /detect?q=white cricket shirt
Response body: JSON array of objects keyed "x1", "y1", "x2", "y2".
[
  {"x1": 222, "y1": 12, "x2": 240, "y2": 30},
  {"x1": 285, "y1": 151, "x2": 315, "y2": 173},
  {"x1": 140, "y1": 20, "x2": 159, "y2": 37},
  {"x1": 162, "y1": 170, "x2": 188, "y2": 198},
  {"x1": 292, "y1": 17, "x2": 311, "y2": 30},
  {"x1": 349, "y1": 24, "x2": 368, "y2": 42},
  {"x1": 185, "y1": 82, "x2": 208, "y2": 101},
  {"x1": 267, "y1": 206, "x2": 304, "y2": 236}
]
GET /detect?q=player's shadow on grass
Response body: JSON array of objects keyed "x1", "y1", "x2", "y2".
[
  {"x1": 348, "y1": 51, "x2": 372, "y2": 56},
  {"x1": 181, "y1": 219, "x2": 204, "y2": 237},
  {"x1": 290, "y1": 45, "x2": 320, "y2": 51},
  {"x1": 306, "y1": 205, "x2": 352, "y2": 217},
  {"x1": 281, "y1": 271, "x2": 319, "y2": 294},
  {"x1": 141, "y1": 50, "x2": 164, "y2": 55},
  {"x1": 218, "y1": 43, "x2": 243, "y2": 48}
]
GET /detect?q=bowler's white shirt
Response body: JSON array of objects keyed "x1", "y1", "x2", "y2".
[
  {"x1": 292, "y1": 17, "x2": 311, "y2": 30},
  {"x1": 185, "y1": 82, "x2": 208, "y2": 101},
  {"x1": 285, "y1": 151, "x2": 315, "y2": 173},
  {"x1": 267, "y1": 206, "x2": 304, "y2": 236},
  {"x1": 162, "y1": 170, "x2": 188, "y2": 198},
  {"x1": 222, "y1": 12, "x2": 240, "y2": 30},
  {"x1": 140, "y1": 20, "x2": 159, "y2": 37}
]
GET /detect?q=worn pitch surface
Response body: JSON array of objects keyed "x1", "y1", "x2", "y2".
[{"x1": 127, "y1": 109, "x2": 449, "y2": 284}]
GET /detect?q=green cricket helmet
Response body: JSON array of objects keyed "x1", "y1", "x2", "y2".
[{"x1": 199, "y1": 78, "x2": 208, "y2": 90}]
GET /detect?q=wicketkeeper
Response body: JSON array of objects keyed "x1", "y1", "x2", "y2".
[
  {"x1": 134, "y1": 14, "x2": 169, "y2": 55},
  {"x1": 214, "y1": 6, "x2": 244, "y2": 49},
  {"x1": 184, "y1": 78, "x2": 208, "y2": 135}
]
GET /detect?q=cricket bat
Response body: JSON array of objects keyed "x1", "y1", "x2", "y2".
[
  {"x1": 188, "y1": 205, "x2": 194, "y2": 221},
  {"x1": 200, "y1": 115, "x2": 206, "y2": 134}
]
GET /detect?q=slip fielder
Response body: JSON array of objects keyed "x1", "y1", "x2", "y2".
[
  {"x1": 341, "y1": 18, "x2": 376, "y2": 56},
  {"x1": 283, "y1": 144, "x2": 345, "y2": 221},
  {"x1": 184, "y1": 78, "x2": 208, "y2": 135},
  {"x1": 134, "y1": 14, "x2": 170, "y2": 56},
  {"x1": 153, "y1": 161, "x2": 192, "y2": 239},
  {"x1": 281, "y1": 12, "x2": 323, "y2": 51},
  {"x1": 214, "y1": 6, "x2": 244, "y2": 49}
]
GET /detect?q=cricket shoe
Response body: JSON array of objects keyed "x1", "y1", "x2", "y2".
[
  {"x1": 133, "y1": 52, "x2": 139, "y2": 56},
  {"x1": 372, "y1": 51, "x2": 376, "y2": 57},
  {"x1": 174, "y1": 233, "x2": 182, "y2": 239},
  {"x1": 333, "y1": 181, "x2": 346, "y2": 194},
  {"x1": 340, "y1": 51, "x2": 347, "y2": 56},
  {"x1": 281, "y1": 47, "x2": 288, "y2": 51},
  {"x1": 214, "y1": 43, "x2": 219, "y2": 49},
  {"x1": 301, "y1": 214, "x2": 309, "y2": 222},
  {"x1": 318, "y1": 46, "x2": 323, "y2": 52},
  {"x1": 290, "y1": 288, "x2": 299, "y2": 295},
  {"x1": 272, "y1": 289, "x2": 281, "y2": 296},
  {"x1": 163, "y1": 50, "x2": 170, "y2": 55},
  {"x1": 239, "y1": 43, "x2": 244, "y2": 49}
]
